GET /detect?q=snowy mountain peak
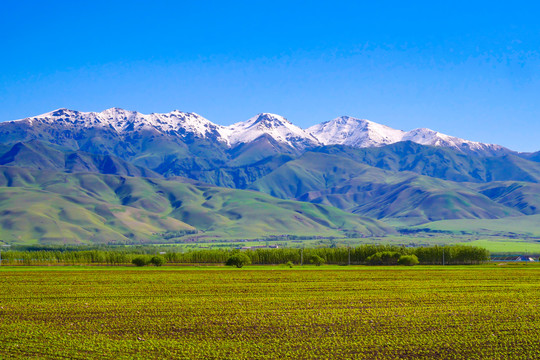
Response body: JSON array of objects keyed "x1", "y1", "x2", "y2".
[
  {"x1": 307, "y1": 116, "x2": 405, "y2": 148},
  {"x1": 308, "y1": 116, "x2": 507, "y2": 155},
  {"x1": 11, "y1": 108, "x2": 322, "y2": 149},
  {"x1": 225, "y1": 113, "x2": 320, "y2": 148},
  {"x1": 251, "y1": 113, "x2": 293, "y2": 126},
  {"x1": 6, "y1": 108, "x2": 510, "y2": 155},
  {"x1": 48, "y1": 108, "x2": 81, "y2": 117},
  {"x1": 14, "y1": 108, "x2": 227, "y2": 141},
  {"x1": 402, "y1": 128, "x2": 507, "y2": 154}
]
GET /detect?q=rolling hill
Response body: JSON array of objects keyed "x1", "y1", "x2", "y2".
[
  {"x1": 312, "y1": 142, "x2": 540, "y2": 183},
  {"x1": 247, "y1": 152, "x2": 522, "y2": 225},
  {"x1": 0, "y1": 166, "x2": 393, "y2": 245}
]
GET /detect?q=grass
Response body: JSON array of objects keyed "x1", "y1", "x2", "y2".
[
  {"x1": 459, "y1": 239, "x2": 540, "y2": 254},
  {"x1": 163, "y1": 234, "x2": 540, "y2": 255},
  {"x1": 411, "y1": 214, "x2": 540, "y2": 237},
  {"x1": 248, "y1": 152, "x2": 525, "y2": 225},
  {"x1": 1, "y1": 263, "x2": 539, "y2": 271},
  {"x1": 0, "y1": 266, "x2": 538, "y2": 359},
  {"x1": 0, "y1": 166, "x2": 392, "y2": 245}
]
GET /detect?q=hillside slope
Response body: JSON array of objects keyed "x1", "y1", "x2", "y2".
[
  {"x1": 0, "y1": 166, "x2": 393, "y2": 244},
  {"x1": 313, "y1": 143, "x2": 540, "y2": 183},
  {"x1": 249, "y1": 152, "x2": 524, "y2": 225}
]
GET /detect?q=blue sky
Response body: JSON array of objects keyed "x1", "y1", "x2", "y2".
[{"x1": 1, "y1": 1, "x2": 539, "y2": 151}]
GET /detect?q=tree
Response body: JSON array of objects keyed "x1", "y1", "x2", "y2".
[
  {"x1": 398, "y1": 254, "x2": 419, "y2": 266},
  {"x1": 226, "y1": 253, "x2": 251, "y2": 268},
  {"x1": 132, "y1": 256, "x2": 149, "y2": 267},
  {"x1": 367, "y1": 251, "x2": 401, "y2": 265},
  {"x1": 309, "y1": 255, "x2": 325, "y2": 266},
  {"x1": 150, "y1": 255, "x2": 165, "y2": 267}
]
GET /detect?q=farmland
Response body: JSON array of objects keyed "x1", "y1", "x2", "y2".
[{"x1": 1, "y1": 266, "x2": 539, "y2": 359}]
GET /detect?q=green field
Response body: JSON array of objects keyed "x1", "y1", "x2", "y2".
[
  {"x1": 1, "y1": 266, "x2": 539, "y2": 359},
  {"x1": 457, "y1": 239, "x2": 540, "y2": 253},
  {"x1": 161, "y1": 235, "x2": 540, "y2": 254},
  {"x1": 411, "y1": 214, "x2": 540, "y2": 237}
]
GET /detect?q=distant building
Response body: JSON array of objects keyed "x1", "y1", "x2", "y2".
[
  {"x1": 492, "y1": 255, "x2": 537, "y2": 262},
  {"x1": 239, "y1": 245, "x2": 279, "y2": 250}
]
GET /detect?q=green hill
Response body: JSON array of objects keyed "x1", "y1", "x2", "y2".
[
  {"x1": 313, "y1": 142, "x2": 540, "y2": 183},
  {"x1": 472, "y1": 181, "x2": 540, "y2": 215},
  {"x1": 1, "y1": 137, "x2": 539, "y2": 239},
  {"x1": 0, "y1": 166, "x2": 394, "y2": 245},
  {"x1": 0, "y1": 140, "x2": 159, "y2": 178},
  {"x1": 249, "y1": 152, "x2": 522, "y2": 225}
]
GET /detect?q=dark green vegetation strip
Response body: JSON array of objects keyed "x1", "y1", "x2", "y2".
[
  {"x1": 0, "y1": 245, "x2": 490, "y2": 266},
  {"x1": 0, "y1": 267, "x2": 539, "y2": 359}
]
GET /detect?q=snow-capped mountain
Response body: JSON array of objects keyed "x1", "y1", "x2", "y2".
[
  {"x1": 6, "y1": 109, "x2": 320, "y2": 149},
  {"x1": 401, "y1": 128, "x2": 506, "y2": 154},
  {"x1": 308, "y1": 116, "x2": 508, "y2": 155},
  {"x1": 3, "y1": 108, "x2": 510, "y2": 156},
  {"x1": 224, "y1": 113, "x2": 320, "y2": 148},
  {"x1": 307, "y1": 116, "x2": 404, "y2": 148},
  {"x1": 15, "y1": 108, "x2": 228, "y2": 140}
]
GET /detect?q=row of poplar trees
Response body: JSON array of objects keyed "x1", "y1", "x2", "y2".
[{"x1": 0, "y1": 245, "x2": 489, "y2": 266}]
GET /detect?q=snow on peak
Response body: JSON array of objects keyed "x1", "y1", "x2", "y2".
[
  {"x1": 224, "y1": 113, "x2": 320, "y2": 148},
  {"x1": 251, "y1": 113, "x2": 293, "y2": 125},
  {"x1": 402, "y1": 128, "x2": 505, "y2": 152},
  {"x1": 307, "y1": 116, "x2": 405, "y2": 147},
  {"x1": 12, "y1": 109, "x2": 320, "y2": 148},
  {"x1": 14, "y1": 108, "x2": 227, "y2": 140},
  {"x1": 9, "y1": 108, "x2": 508, "y2": 154},
  {"x1": 308, "y1": 116, "x2": 506, "y2": 154}
]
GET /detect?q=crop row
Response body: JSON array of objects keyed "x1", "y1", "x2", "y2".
[{"x1": 0, "y1": 267, "x2": 538, "y2": 359}]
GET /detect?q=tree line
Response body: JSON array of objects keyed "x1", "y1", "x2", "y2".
[{"x1": 0, "y1": 245, "x2": 489, "y2": 266}]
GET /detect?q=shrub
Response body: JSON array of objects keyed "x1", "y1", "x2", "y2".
[
  {"x1": 226, "y1": 253, "x2": 251, "y2": 268},
  {"x1": 398, "y1": 254, "x2": 419, "y2": 266},
  {"x1": 309, "y1": 255, "x2": 325, "y2": 266},
  {"x1": 132, "y1": 256, "x2": 149, "y2": 267},
  {"x1": 366, "y1": 253, "x2": 381, "y2": 265},
  {"x1": 367, "y1": 251, "x2": 401, "y2": 265},
  {"x1": 150, "y1": 255, "x2": 165, "y2": 267},
  {"x1": 286, "y1": 261, "x2": 294, "y2": 268}
]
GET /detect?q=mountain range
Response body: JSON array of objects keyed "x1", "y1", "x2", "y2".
[
  {"x1": 2, "y1": 108, "x2": 510, "y2": 154},
  {"x1": 0, "y1": 108, "x2": 538, "y2": 245}
]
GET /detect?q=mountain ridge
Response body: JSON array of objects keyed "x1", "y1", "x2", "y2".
[
  {"x1": 307, "y1": 115, "x2": 509, "y2": 156},
  {"x1": 4, "y1": 108, "x2": 522, "y2": 155}
]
